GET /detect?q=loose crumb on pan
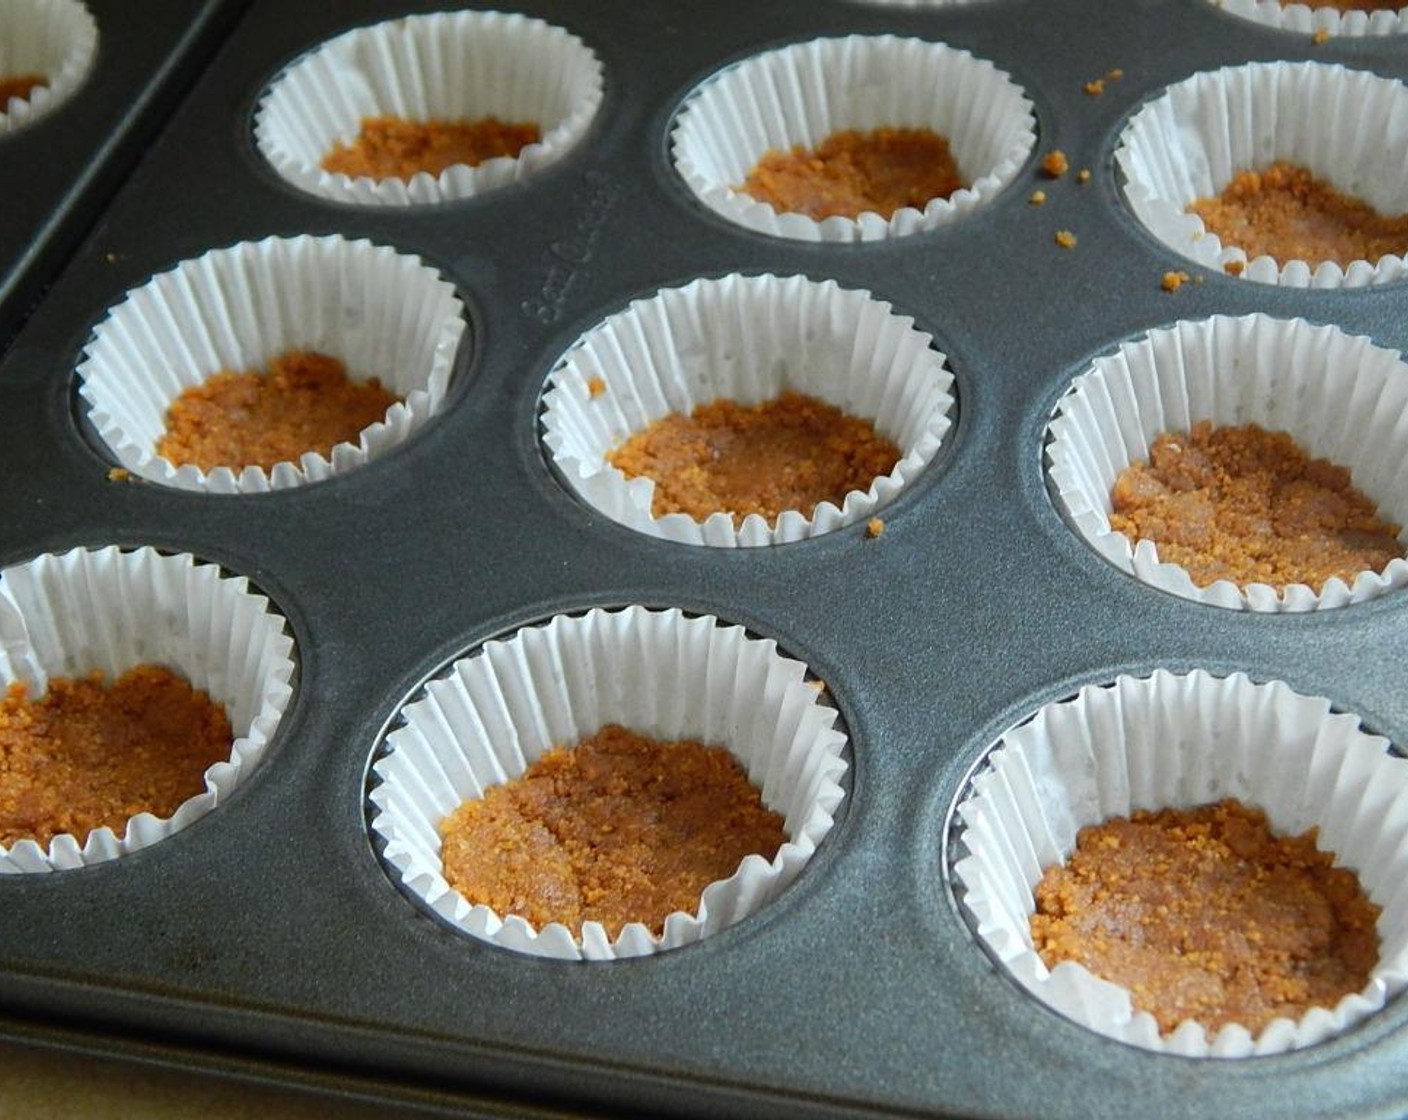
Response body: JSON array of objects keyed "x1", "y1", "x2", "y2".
[
  {"x1": 0, "y1": 666, "x2": 233, "y2": 850},
  {"x1": 1077, "y1": 168, "x2": 1091, "y2": 184},
  {"x1": 866, "y1": 517, "x2": 885, "y2": 538},
  {"x1": 321, "y1": 115, "x2": 541, "y2": 182},
  {"x1": 606, "y1": 390, "x2": 901, "y2": 526},
  {"x1": 586, "y1": 376, "x2": 606, "y2": 399},
  {"x1": 1109, "y1": 420, "x2": 1403, "y2": 591},
  {"x1": 0, "y1": 74, "x2": 46, "y2": 105},
  {"x1": 438, "y1": 724, "x2": 787, "y2": 937},
  {"x1": 739, "y1": 127, "x2": 965, "y2": 221},
  {"x1": 1312, "y1": 27, "x2": 1332, "y2": 43},
  {"x1": 1029, "y1": 190, "x2": 1047, "y2": 206},
  {"x1": 157, "y1": 350, "x2": 398, "y2": 474},
  {"x1": 1055, "y1": 229, "x2": 1077, "y2": 249},
  {"x1": 1188, "y1": 162, "x2": 1408, "y2": 269},
  {"x1": 1042, "y1": 150, "x2": 1069, "y2": 178},
  {"x1": 1161, "y1": 270, "x2": 1191, "y2": 292},
  {"x1": 1031, "y1": 798, "x2": 1379, "y2": 1036},
  {"x1": 106, "y1": 467, "x2": 131, "y2": 483},
  {"x1": 1107, "y1": 68, "x2": 1125, "y2": 81},
  {"x1": 1083, "y1": 79, "x2": 1106, "y2": 97}
]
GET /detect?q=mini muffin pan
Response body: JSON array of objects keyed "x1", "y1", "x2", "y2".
[{"x1": 4, "y1": 0, "x2": 1408, "y2": 1116}]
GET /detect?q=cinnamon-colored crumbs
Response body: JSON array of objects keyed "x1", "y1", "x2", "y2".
[
  {"x1": 866, "y1": 517, "x2": 885, "y2": 538},
  {"x1": 1055, "y1": 229, "x2": 1077, "y2": 249},
  {"x1": 607, "y1": 391, "x2": 901, "y2": 525},
  {"x1": 1029, "y1": 190, "x2": 1047, "y2": 206},
  {"x1": 1110, "y1": 420, "x2": 1402, "y2": 591},
  {"x1": 1161, "y1": 270, "x2": 1191, "y2": 292},
  {"x1": 0, "y1": 666, "x2": 232, "y2": 850},
  {"x1": 1189, "y1": 162, "x2": 1408, "y2": 268},
  {"x1": 1031, "y1": 799, "x2": 1379, "y2": 1035},
  {"x1": 322, "y1": 115, "x2": 541, "y2": 181},
  {"x1": 157, "y1": 350, "x2": 397, "y2": 473},
  {"x1": 438, "y1": 724, "x2": 787, "y2": 937},
  {"x1": 586, "y1": 376, "x2": 606, "y2": 399},
  {"x1": 0, "y1": 74, "x2": 46, "y2": 105},
  {"x1": 740, "y1": 127, "x2": 964, "y2": 221},
  {"x1": 1042, "y1": 150, "x2": 1069, "y2": 178}
]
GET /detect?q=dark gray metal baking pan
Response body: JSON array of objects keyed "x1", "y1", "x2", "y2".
[
  {"x1": 2, "y1": 1, "x2": 1408, "y2": 1116},
  {"x1": 0, "y1": 0, "x2": 251, "y2": 355}
]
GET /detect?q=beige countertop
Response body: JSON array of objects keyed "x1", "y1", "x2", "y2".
[{"x1": 0, "y1": 1039, "x2": 431, "y2": 1119}]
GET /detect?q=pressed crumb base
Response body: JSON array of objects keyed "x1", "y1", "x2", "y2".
[
  {"x1": 1031, "y1": 799, "x2": 1379, "y2": 1036},
  {"x1": 1109, "y1": 420, "x2": 1402, "y2": 591},
  {"x1": 0, "y1": 666, "x2": 233, "y2": 850},
  {"x1": 740, "y1": 127, "x2": 965, "y2": 221},
  {"x1": 1189, "y1": 162, "x2": 1408, "y2": 268},
  {"x1": 0, "y1": 74, "x2": 46, "y2": 104},
  {"x1": 321, "y1": 115, "x2": 541, "y2": 181},
  {"x1": 607, "y1": 390, "x2": 901, "y2": 525},
  {"x1": 438, "y1": 724, "x2": 787, "y2": 937},
  {"x1": 157, "y1": 350, "x2": 398, "y2": 473}
]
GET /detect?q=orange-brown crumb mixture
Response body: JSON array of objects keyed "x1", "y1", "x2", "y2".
[
  {"x1": 0, "y1": 666, "x2": 233, "y2": 849},
  {"x1": 740, "y1": 127, "x2": 964, "y2": 221},
  {"x1": 157, "y1": 350, "x2": 397, "y2": 473},
  {"x1": 0, "y1": 74, "x2": 46, "y2": 104},
  {"x1": 321, "y1": 115, "x2": 541, "y2": 181},
  {"x1": 1031, "y1": 799, "x2": 1379, "y2": 1035},
  {"x1": 1189, "y1": 162, "x2": 1408, "y2": 267},
  {"x1": 438, "y1": 724, "x2": 787, "y2": 937},
  {"x1": 1110, "y1": 420, "x2": 1401, "y2": 591},
  {"x1": 607, "y1": 390, "x2": 901, "y2": 525}
]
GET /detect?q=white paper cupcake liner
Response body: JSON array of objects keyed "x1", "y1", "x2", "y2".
[
  {"x1": 671, "y1": 35, "x2": 1035, "y2": 243},
  {"x1": 953, "y1": 668, "x2": 1408, "y2": 1058},
  {"x1": 0, "y1": 546, "x2": 296, "y2": 874},
  {"x1": 0, "y1": 0, "x2": 97, "y2": 136},
  {"x1": 253, "y1": 10, "x2": 604, "y2": 207},
  {"x1": 1046, "y1": 313, "x2": 1408, "y2": 611},
  {"x1": 1116, "y1": 61, "x2": 1408, "y2": 287},
  {"x1": 76, "y1": 234, "x2": 466, "y2": 494},
  {"x1": 1208, "y1": 0, "x2": 1408, "y2": 38},
  {"x1": 368, "y1": 605, "x2": 848, "y2": 961},
  {"x1": 541, "y1": 273, "x2": 955, "y2": 547}
]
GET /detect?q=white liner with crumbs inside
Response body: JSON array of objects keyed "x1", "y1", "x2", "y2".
[
  {"x1": 1046, "y1": 314, "x2": 1408, "y2": 611},
  {"x1": 77, "y1": 234, "x2": 466, "y2": 494},
  {"x1": 1209, "y1": 0, "x2": 1408, "y2": 39},
  {"x1": 1116, "y1": 61, "x2": 1408, "y2": 287},
  {"x1": 253, "y1": 10, "x2": 604, "y2": 207},
  {"x1": 671, "y1": 35, "x2": 1035, "y2": 242},
  {"x1": 0, "y1": 0, "x2": 98, "y2": 136},
  {"x1": 368, "y1": 606, "x2": 849, "y2": 961},
  {"x1": 541, "y1": 273, "x2": 956, "y2": 547},
  {"x1": 953, "y1": 668, "x2": 1408, "y2": 1058},
  {"x1": 0, "y1": 546, "x2": 296, "y2": 874}
]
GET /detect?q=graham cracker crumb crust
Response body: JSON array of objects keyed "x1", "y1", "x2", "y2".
[
  {"x1": 0, "y1": 666, "x2": 232, "y2": 850},
  {"x1": 438, "y1": 724, "x2": 787, "y2": 937},
  {"x1": 1032, "y1": 799, "x2": 1379, "y2": 1036},
  {"x1": 322, "y1": 115, "x2": 541, "y2": 181},
  {"x1": 740, "y1": 127, "x2": 964, "y2": 221}
]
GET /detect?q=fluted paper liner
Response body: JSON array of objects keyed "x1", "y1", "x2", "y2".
[
  {"x1": 254, "y1": 10, "x2": 604, "y2": 207},
  {"x1": 77, "y1": 234, "x2": 466, "y2": 494},
  {"x1": 541, "y1": 273, "x2": 955, "y2": 547},
  {"x1": 0, "y1": 546, "x2": 295, "y2": 874},
  {"x1": 1209, "y1": 0, "x2": 1408, "y2": 39},
  {"x1": 671, "y1": 35, "x2": 1035, "y2": 242},
  {"x1": 0, "y1": 0, "x2": 97, "y2": 135},
  {"x1": 1116, "y1": 62, "x2": 1408, "y2": 287},
  {"x1": 368, "y1": 606, "x2": 848, "y2": 961},
  {"x1": 953, "y1": 668, "x2": 1408, "y2": 1057},
  {"x1": 1046, "y1": 314, "x2": 1408, "y2": 611}
]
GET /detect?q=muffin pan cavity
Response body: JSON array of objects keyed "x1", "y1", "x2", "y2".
[
  {"x1": 951, "y1": 668, "x2": 1408, "y2": 1057},
  {"x1": 368, "y1": 605, "x2": 847, "y2": 960},
  {"x1": 253, "y1": 10, "x2": 605, "y2": 207},
  {"x1": 0, "y1": 0, "x2": 97, "y2": 136},
  {"x1": 0, "y1": 545, "x2": 295, "y2": 873}
]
